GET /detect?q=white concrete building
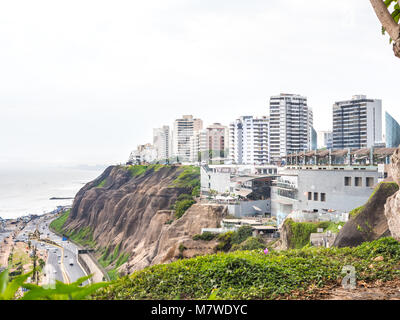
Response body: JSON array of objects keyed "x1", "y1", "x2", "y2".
[
  {"x1": 229, "y1": 116, "x2": 269, "y2": 165},
  {"x1": 268, "y1": 94, "x2": 313, "y2": 164},
  {"x1": 332, "y1": 95, "x2": 382, "y2": 149},
  {"x1": 128, "y1": 143, "x2": 157, "y2": 164},
  {"x1": 271, "y1": 165, "x2": 383, "y2": 226},
  {"x1": 153, "y1": 125, "x2": 172, "y2": 161},
  {"x1": 189, "y1": 129, "x2": 207, "y2": 163},
  {"x1": 172, "y1": 115, "x2": 203, "y2": 162}
]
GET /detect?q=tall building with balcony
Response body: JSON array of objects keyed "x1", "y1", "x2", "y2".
[
  {"x1": 206, "y1": 123, "x2": 229, "y2": 160},
  {"x1": 153, "y1": 125, "x2": 171, "y2": 161},
  {"x1": 189, "y1": 129, "x2": 207, "y2": 163},
  {"x1": 332, "y1": 95, "x2": 382, "y2": 150},
  {"x1": 385, "y1": 111, "x2": 400, "y2": 148},
  {"x1": 172, "y1": 115, "x2": 203, "y2": 162},
  {"x1": 229, "y1": 116, "x2": 269, "y2": 165},
  {"x1": 268, "y1": 94, "x2": 313, "y2": 164}
]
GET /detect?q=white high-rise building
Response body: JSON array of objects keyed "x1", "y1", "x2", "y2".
[
  {"x1": 229, "y1": 116, "x2": 269, "y2": 165},
  {"x1": 172, "y1": 115, "x2": 203, "y2": 162},
  {"x1": 153, "y1": 125, "x2": 171, "y2": 161},
  {"x1": 189, "y1": 129, "x2": 207, "y2": 163},
  {"x1": 268, "y1": 94, "x2": 313, "y2": 163},
  {"x1": 332, "y1": 95, "x2": 382, "y2": 149}
]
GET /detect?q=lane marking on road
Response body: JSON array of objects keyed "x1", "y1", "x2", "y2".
[{"x1": 36, "y1": 239, "x2": 70, "y2": 284}]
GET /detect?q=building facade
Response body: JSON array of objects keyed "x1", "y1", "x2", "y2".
[
  {"x1": 128, "y1": 143, "x2": 157, "y2": 164},
  {"x1": 268, "y1": 94, "x2": 313, "y2": 164},
  {"x1": 206, "y1": 123, "x2": 229, "y2": 161},
  {"x1": 172, "y1": 115, "x2": 203, "y2": 162},
  {"x1": 317, "y1": 131, "x2": 333, "y2": 149},
  {"x1": 153, "y1": 125, "x2": 171, "y2": 161},
  {"x1": 385, "y1": 111, "x2": 400, "y2": 148},
  {"x1": 332, "y1": 95, "x2": 382, "y2": 150},
  {"x1": 271, "y1": 165, "x2": 383, "y2": 226},
  {"x1": 229, "y1": 116, "x2": 269, "y2": 165}
]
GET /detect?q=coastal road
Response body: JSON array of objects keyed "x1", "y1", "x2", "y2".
[{"x1": 17, "y1": 216, "x2": 89, "y2": 285}]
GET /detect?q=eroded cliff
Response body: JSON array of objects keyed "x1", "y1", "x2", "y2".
[{"x1": 62, "y1": 165, "x2": 227, "y2": 274}]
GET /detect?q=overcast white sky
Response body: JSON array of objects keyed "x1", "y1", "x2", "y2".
[{"x1": 1, "y1": 0, "x2": 399, "y2": 167}]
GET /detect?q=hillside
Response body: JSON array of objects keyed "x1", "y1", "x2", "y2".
[
  {"x1": 52, "y1": 164, "x2": 228, "y2": 278},
  {"x1": 92, "y1": 237, "x2": 400, "y2": 300}
]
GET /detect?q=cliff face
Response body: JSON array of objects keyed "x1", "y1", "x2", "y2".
[
  {"x1": 333, "y1": 182, "x2": 398, "y2": 248},
  {"x1": 63, "y1": 165, "x2": 227, "y2": 272},
  {"x1": 385, "y1": 149, "x2": 400, "y2": 241},
  {"x1": 121, "y1": 203, "x2": 227, "y2": 274}
]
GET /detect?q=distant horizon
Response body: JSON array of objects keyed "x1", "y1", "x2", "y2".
[{"x1": 2, "y1": 1, "x2": 399, "y2": 166}]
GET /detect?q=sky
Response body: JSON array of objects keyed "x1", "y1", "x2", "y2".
[{"x1": 1, "y1": 0, "x2": 399, "y2": 167}]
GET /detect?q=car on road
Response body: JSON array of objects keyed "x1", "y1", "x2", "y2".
[{"x1": 69, "y1": 258, "x2": 74, "y2": 266}]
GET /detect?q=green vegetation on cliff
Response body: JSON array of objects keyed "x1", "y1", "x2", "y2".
[
  {"x1": 349, "y1": 182, "x2": 399, "y2": 219},
  {"x1": 49, "y1": 210, "x2": 70, "y2": 233},
  {"x1": 92, "y1": 237, "x2": 400, "y2": 300},
  {"x1": 284, "y1": 219, "x2": 344, "y2": 249},
  {"x1": 50, "y1": 211, "x2": 96, "y2": 248},
  {"x1": 125, "y1": 164, "x2": 169, "y2": 177},
  {"x1": 171, "y1": 166, "x2": 200, "y2": 189},
  {"x1": 98, "y1": 244, "x2": 130, "y2": 280}
]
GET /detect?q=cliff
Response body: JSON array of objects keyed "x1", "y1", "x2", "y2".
[
  {"x1": 385, "y1": 148, "x2": 400, "y2": 241},
  {"x1": 333, "y1": 181, "x2": 398, "y2": 248},
  {"x1": 62, "y1": 165, "x2": 227, "y2": 273}
]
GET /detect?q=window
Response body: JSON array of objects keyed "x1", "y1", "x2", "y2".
[
  {"x1": 366, "y1": 177, "x2": 374, "y2": 187},
  {"x1": 314, "y1": 192, "x2": 318, "y2": 201},
  {"x1": 355, "y1": 177, "x2": 362, "y2": 187},
  {"x1": 344, "y1": 177, "x2": 351, "y2": 186},
  {"x1": 321, "y1": 193, "x2": 326, "y2": 202},
  {"x1": 308, "y1": 192, "x2": 312, "y2": 200}
]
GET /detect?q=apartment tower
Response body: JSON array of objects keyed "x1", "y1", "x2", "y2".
[
  {"x1": 153, "y1": 125, "x2": 171, "y2": 161},
  {"x1": 268, "y1": 94, "x2": 313, "y2": 163},
  {"x1": 172, "y1": 115, "x2": 203, "y2": 162},
  {"x1": 229, "y1": 116, "x2": 269, "y2": 165},
  {"x1": 332, "y1": 95, "x2": 382, "y2": 149}
]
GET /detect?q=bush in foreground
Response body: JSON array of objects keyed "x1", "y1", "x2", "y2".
[{"x1": 92, "y1": 237, "x2": 400, "y2": 300}]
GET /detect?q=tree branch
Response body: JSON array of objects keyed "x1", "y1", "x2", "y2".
[{"x1": 370, "y1": 0, "x2": 400, "y2": 58}]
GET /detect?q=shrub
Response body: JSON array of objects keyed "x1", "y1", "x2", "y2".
[
  {"x1": 216, "y1": 232, "x2": 234, "y2": 252},
  {"x1": 191, "y1": 186, "x2": 200, "y2": 197},
  {"x1": 174, "y1": 199, "x2": 196, "y2": 219},
  {"x1": 92, "y1": 237, "x2": 400, "y2": 300},
  {"x1": 231, "y1": 237, "x2": 266, "y2": 251},
  {"x1": 231, "y1": 226, "x2": 253, "y2": 245},
  {"x1": 177, "y1": 193, "x2": 194, "y2": 201},
  {"x1": 193, "y1": 232, "x2": 217, "y2": 241}
]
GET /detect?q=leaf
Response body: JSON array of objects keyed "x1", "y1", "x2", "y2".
[
  {"x1": 1, "y1": 271, "x2": 32, "y2": 300},
  {"x1": 384, "y1": 0, "x2": 397, "y2": 8},
  {"x1": 69, "y1": 282, "x2": 109, "y2": 300},
  {"x1": 208, "y1": 288, "x2": 220, "y2": 300},
  {"x1": 0, "y1": 269, "x2": 9, "y2": 296}
]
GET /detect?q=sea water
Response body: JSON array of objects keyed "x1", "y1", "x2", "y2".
[{"x1": 0, "y1": 166, "x2": 105, "y2": 219}]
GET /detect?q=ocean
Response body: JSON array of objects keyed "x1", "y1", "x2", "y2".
[{"x1": 0, "y1": 166, "x2": 106, "y2": 219}]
